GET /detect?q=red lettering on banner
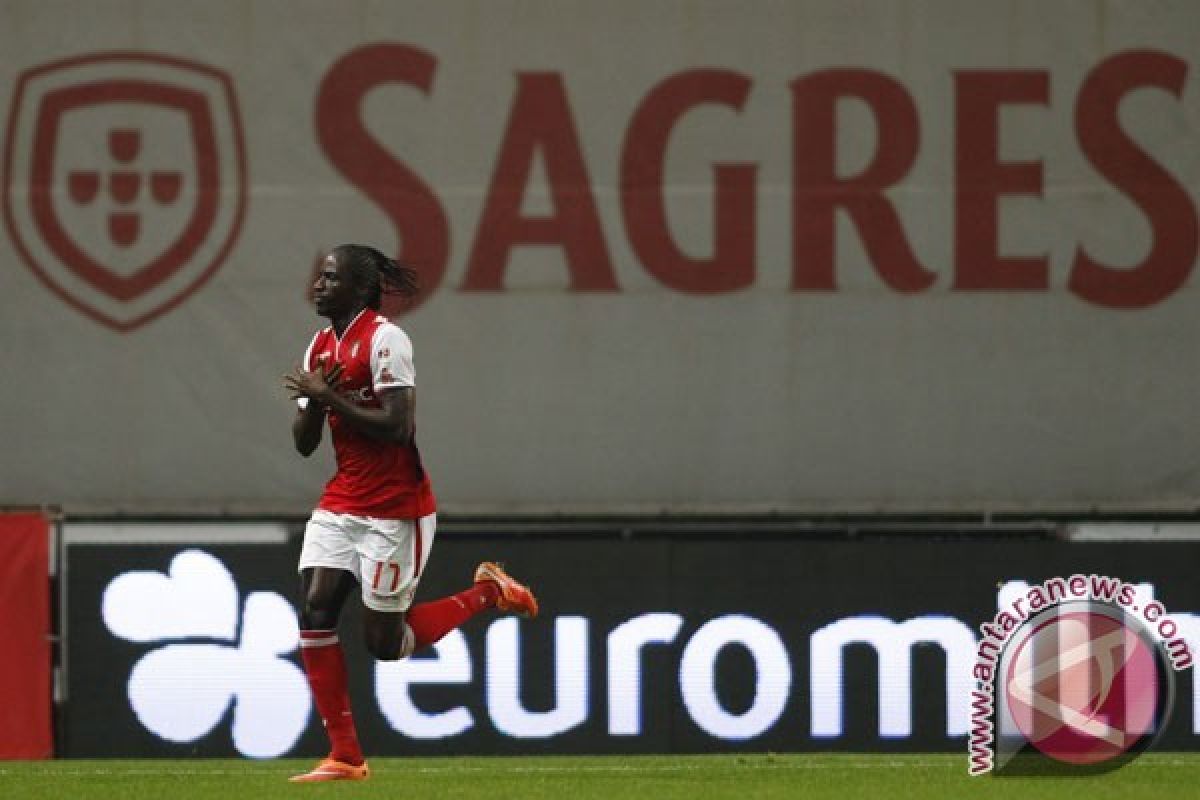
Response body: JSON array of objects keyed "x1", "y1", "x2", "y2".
[
  {"x1": 620, "y1": 69, "x2": 756, "y2": 292},
  {"x1": 311, "y1": 45, "x2": 1192, "y2": 309},
  {"x1": 954, "y1": 71, "x2": 1050, "y2": 290},
  {"x1": 1070, "y1": 50, "x2": 1197, "y2": 309},
  {"x1": 791, "y1": 70, "x2": 934, "y2": 292},
  {"x1": 461, "y1": 74, "x2": 617, "y2": 291},
  {"x1": 315, "y1": 44, "x2": 449, "y2": 311}
]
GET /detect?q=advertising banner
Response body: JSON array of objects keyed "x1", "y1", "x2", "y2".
[
  {"x1": 63, "y1": 529, "x2": 1200, "y2": 757},
  {"x1": 1, "y1": 1, "x2": 1198, "y2": 514}
]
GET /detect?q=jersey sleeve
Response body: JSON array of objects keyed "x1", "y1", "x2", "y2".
[
  {"x1": 370, "y1": 324, "x2": 415, "y2": 391},
  {"x1": 296, "y1": 332, "x2": 321, "y2": 410}
]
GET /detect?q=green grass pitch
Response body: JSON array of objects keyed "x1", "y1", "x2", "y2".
[{"x1": 3, "y1": 753, "x2": 1200, "y2": 799}]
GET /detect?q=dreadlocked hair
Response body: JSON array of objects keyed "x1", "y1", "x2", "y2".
[{"x1": 332, "y1": 243, "x2": 421, "y2": 310}]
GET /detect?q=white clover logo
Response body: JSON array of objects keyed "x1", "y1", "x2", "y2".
[{"x1": 101, "y1": 549, "x2": 311, "y2": 758}]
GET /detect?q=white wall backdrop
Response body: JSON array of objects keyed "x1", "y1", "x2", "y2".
[{"x1": 1, "y1": 0, "x2": 1197, "y2": 513}]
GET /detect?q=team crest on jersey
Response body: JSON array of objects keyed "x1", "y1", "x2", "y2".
[
  {"x1": 379, "y1": 368, "x2": 396, "y2": 384},
  {"x1": 378, "y1": 347, "x2": 390, "y2": 359},
  {"x1": 3, "y1": 52, "x2": 247, "y2": 331}
]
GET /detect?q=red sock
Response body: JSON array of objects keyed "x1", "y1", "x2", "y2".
[
  {"x1": 407, "y1": 583, "x2": 500, "y2": 650},
  {"x1": 299, "y1": 630, "x2": 364, "y2": 766}
]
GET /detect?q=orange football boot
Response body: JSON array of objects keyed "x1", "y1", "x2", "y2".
[
  {"x1": 288, "y1": 757, "x2": 370, "y2": 783},
  {"x1": 474, "y1": 562, "x2": 539, "y2": 618}
]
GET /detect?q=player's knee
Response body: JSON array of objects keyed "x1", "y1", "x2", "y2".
[
  {"x1": 372, "y1": 643, "x2": 404, "y2": 661},
  {"x1": 365, "y1": 630, "x2": 404, "y2": 661},
  {"x1": 363, "y1": 616, "x2": 413, "y2": 661},
  {"x1": 300, "y1": 608, "x2": 337, "y2": 631},
  {"x1": 300, "y1": 595, "x2": 341, "y2": 631}
]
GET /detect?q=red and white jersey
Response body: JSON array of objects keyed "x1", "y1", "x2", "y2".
[{"x1": 300, "y1": 309, "x2": 436, "y2": 519}]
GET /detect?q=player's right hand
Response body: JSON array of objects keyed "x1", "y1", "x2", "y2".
[{"x1": 283, "y1": 361, "x2": 343, "y2": 403}]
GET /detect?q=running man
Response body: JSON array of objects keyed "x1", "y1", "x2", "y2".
[{"x1": 283, "y1": 244, "x2": 537, "y2": 782}]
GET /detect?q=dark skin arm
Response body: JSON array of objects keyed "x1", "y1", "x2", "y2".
[
  {"x1": 284, "y1": 363, "x2": 415, "y2": 445},
  {"x1": 285, "y1": 362, "x2": 342, "y2": 457},
  {"x1": 291, "y1": 400, "x2": 327, "y2": 457}
]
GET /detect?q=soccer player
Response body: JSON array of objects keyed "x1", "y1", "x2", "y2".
[{"x1": 283, "y1": 244, "x2": 538, "y2": 782}]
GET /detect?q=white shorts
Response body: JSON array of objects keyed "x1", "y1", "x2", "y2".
[{"x1": 298, "y1": 510, "x2": 436, "y2": 612}]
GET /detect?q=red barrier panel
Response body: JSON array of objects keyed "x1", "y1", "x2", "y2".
[{"x1": 0, "y1": 512, "x2": 52, "y2": 759}]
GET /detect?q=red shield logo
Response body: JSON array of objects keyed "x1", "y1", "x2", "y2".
[{"x1": 3, "y1": 52, "x2": 247, "y2": 331}]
